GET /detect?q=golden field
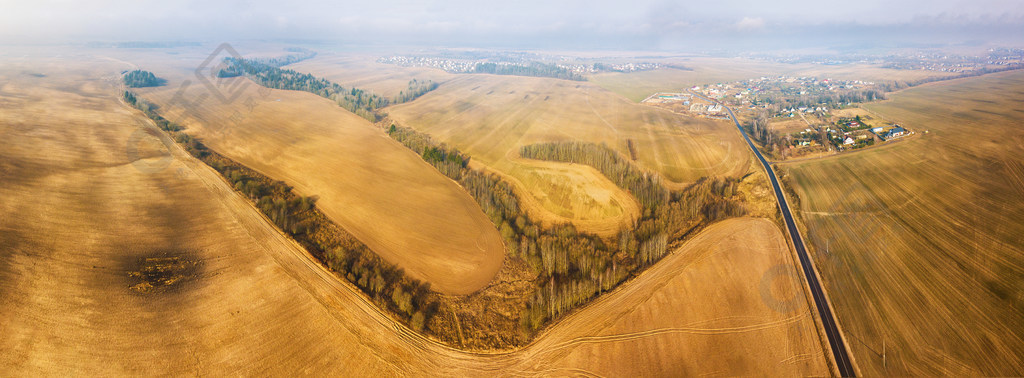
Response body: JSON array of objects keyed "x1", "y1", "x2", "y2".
[
  {"x1": 0, "y1": 50, "x2": 827, "y2": 375},
  {"x1": 134, "y1": 67, "x2": 506, "y2": 295},
  {"x1": 780, "y1": 69, "x2": 1024, "y2": 375},
  {"x1": 385, "y1": 73, "x2": 752, "y2": 234}
]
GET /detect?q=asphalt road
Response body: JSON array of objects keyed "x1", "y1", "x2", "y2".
[{"x1": 719, "y1": 103, "x2": 857, "y2": 377}]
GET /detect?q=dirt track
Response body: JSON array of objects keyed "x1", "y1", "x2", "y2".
[{"x1": 0, "y1": 53, "x2": 828, "y2": 375}]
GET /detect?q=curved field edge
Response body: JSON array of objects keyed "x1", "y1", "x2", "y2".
[
  {"x1": 384, "y1": 123, "x2": 761, "y2": 339},
  {"x1": 128, "y1": 56, "x2": 773, "y2": 351},
  {"x1": 381, "y1": 74, "x2": 750, "y2": 227},
  {"x1": 123, "y1": 90, "x2": 450, "y2": 339},
  {"x1": 2, "y1": 55, "x2": 826, "y2": 375},
  {"x1": 134, "y1": 75, "x2": 506, "y2": 296}
]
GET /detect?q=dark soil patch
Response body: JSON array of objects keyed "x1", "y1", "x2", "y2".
[{"x1": 124, "y1": 250, "x2": 201, "y2": 294}]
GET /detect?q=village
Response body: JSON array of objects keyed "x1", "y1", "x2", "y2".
[
  {"x1": 780, "y1": 113, "x2": 910, "y2": 156},
  {"x1": 642, "y1": 76, "x2": 912, "y2": 160}
]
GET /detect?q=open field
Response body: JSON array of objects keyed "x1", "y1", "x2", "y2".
[
  {"x1": 519, "y1": 217, "x2": 830, "y2": 376},
  {"x1": 589, "y1": 57, "x2": 797, "y2": 102},
  {"x1": 288, "y1": 52, "x2": 457, "y2": 98},
  {"x1": 769, "y1": 117, "x2": 812, "y2": 133},
  {"x1": 1, "y1": 51, "x2": 828, "y2": 375},
  {"x1": 780, "y1": 69, "x2": 1024, "y2": 375},
  {"x1": 129, "y1": 68, "x2": 504, "y2": 295},
  {"x1": 385, "y1": 73, "x2": 752, "y2": 233},
  {"x1": 0, "y1": 56, "x2": 410, "y2": 373},
  {"x1": 76, "y1": 45, "x2": 506, "y2": 294}
]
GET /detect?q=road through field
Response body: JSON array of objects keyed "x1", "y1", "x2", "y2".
[{"x1": 721, "y1": 101, "x2": 857, "y2": 377}]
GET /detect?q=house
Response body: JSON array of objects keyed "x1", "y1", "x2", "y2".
[
  {"x1": 883, "y1": 126, "x2": 906, "y2": 139},
  {"x1": 871, "y1": 126, "x2": 884, "y2": 133},
  {"x1": 844, "y1": 137, "x2": 855, "y2": 145}
]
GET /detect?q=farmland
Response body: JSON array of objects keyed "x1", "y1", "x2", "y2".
[
  {"x1": 5, "y1": 0, "x2": 1024, "y2": 373},
  {"x1": 126, "y1": 56, "x2": 505, "y2": 295},
  {"x1": 780, "y1": 69, "x2": 1024, "y2": 375},
  {"x1": 0, "y1": 53, "x2": 827, "y2": 375},
  {"x1": 288, "y1": 52, "x2": 457, "y2": 99},
  {"x1": 385, "y1": 73, "x2": 753, "y2": 233},
  {"x1": 8, "y1": 40, "x2": 1022, "y2": 375}
]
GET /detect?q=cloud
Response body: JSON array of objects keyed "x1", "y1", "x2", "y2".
[{"x1": 735, "y1": 16, "x2": 766, "y2": 31}]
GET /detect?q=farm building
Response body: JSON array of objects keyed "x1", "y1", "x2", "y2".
[{"x1": 883, "y1": 126, "x2": 906, "y2": 139}]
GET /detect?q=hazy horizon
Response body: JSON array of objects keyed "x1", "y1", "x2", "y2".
[{"x1": 2, "y1": 0, "x2": 1023, "y2": 52}]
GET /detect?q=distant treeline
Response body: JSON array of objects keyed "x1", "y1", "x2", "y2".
[
  {"x1": 88, "y1": 41, "x2": 201, "y2": 48},
  {"x1": 759, "y1": 62, "x2": 1024, "y2": 111},
  {"x1": 124, "y1": 90, "x2": 440, "y2": 333},
  {"x1": 247, "y1": 48, "x2": 318, "y2": 67},
  {"x1": 473, "y1": 62, "x2": 585, "y2": 81},
  {"x1": 219, "y1": 58, "x2": 439, "y2": 122},
  {"x1": 123, "y1": 70, "x2": 165, "y2": 88},
  {"x1": 874, "y1": 63, "x2": 1024, "y2": 92}
]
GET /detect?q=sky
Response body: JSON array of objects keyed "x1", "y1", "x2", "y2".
[{"x1": 2, "y1": 0, "x2": 1023, "y2": 51}]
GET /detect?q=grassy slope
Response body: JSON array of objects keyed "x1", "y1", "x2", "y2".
[{"x1": 781, "y1": 70, "x2": 1024, "y2": 375}]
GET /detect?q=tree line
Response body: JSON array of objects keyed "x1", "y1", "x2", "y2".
[
  {"x1": 745, "y1": 111, "x2": 789, "y2": 159},
  {"x1": 473, "y1": 62, "x2": 585, "y2": 81},
  {"x1": 520, "y1": 142, "x2": 669, "y2": 213},
  {"x1": 256, "y1": 48, "x2": 317, "y2": 67},
  {"x1": 218, "y1": 58, "x2": 441, "y2": 122},
  {"x1": 124, "y1": 90, "x2": 440, "y2": 333},
  {"x1": 219, "y1": 57, "x2": 388, "y2": 121},
  {"x1": 150, "y1": 56, "x2": 751, "y2": 342},
  {"x1": 393, "y1": 79, "x2": 439, "y2": 104},
  {"x1": 387, "y1": 124, "x2": 750, "y2": 332},
  {"x1": 123, "y1": 70, "x2": 165, "y2": 88},
  {"x1": 387, "y1": 124, "x2": 469, "y2": 179},
  {"x1": 874, "y1": 63, "x2": 1024, "y2": 92}
]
